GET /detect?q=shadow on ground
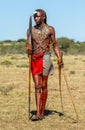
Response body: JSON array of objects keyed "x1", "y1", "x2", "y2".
[
  {"x1": 30, "y1": 109, "x2": 78, "y2": 123},
  {"x1": 31, "y1": 109, "x2": 64, "y2": 117}
]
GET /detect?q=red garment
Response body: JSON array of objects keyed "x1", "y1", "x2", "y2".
[{"x1": 31, "y1": 52, "x2": 44, "y2": 76}]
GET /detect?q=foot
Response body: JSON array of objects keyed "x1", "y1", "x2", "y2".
[{"x1": 31, "y1": 115, "x2": 44, "y2": 121}]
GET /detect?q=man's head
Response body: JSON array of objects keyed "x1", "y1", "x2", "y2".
[{"x1": 33, "y1": 9, "x2": 47, "y2": 25}]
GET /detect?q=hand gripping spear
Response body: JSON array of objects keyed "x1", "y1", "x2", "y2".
[{"x1": 28, "y1": 16, "x2": 32, "y2": 120}]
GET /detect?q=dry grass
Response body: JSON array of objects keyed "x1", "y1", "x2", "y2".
[{"x1": 0, "y1": 54, "x2": 85, "y2": 130}]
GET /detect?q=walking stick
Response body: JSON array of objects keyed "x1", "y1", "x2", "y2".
[
  {"x1": 62, "y1": 68, "x2": 79, "y2": 122},
  {"x1": 28, "y1": 16, "x2": 32, "y2": 120},
  {"x1": 58, "y1": 59, "x2": 64, "y2": 114}
]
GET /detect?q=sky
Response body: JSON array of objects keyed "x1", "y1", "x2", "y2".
[{"x1": 0, "y1": 0, "x2": 85, "y2": 42}]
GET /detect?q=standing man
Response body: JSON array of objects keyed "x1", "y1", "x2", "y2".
[{"x1": 26, "y1": 9, "x2": 63, "y2": 121}]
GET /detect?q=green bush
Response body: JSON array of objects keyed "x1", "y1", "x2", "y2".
[
  {"x1": 17, "y1": 39, "x2": 26, "y2": 42},
  {"x1": 0, "y1": 42, "x2": 26, "y2": 55},
  {"x1": 0, "y1": 37, "x2": 85, "y2": 55}
]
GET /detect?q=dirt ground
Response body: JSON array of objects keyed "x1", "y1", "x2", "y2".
[{"x1": 0, "y1": 54, "x2": 85, "y2": 130}]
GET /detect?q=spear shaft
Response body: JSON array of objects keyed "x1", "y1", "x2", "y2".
[{"x1": 28, "y1": 16, "x2": 32, "y2": 120}]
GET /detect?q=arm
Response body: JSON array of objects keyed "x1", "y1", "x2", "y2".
[{"x1": 50, "y1": 26, "x2": 63, "y2": 66}]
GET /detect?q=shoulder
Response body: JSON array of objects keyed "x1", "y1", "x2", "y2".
[
  {"x1": 31, "y1": 26, "x2": 37, "y2": 32},
  {"x1": 47, "y1": 24, "x2": 55, "y2": 31},
  {"x1": 47, "y1": 24, "x2": 55, "y2": 34},
  {"x1": 47, "y1": 25, "x2": 55, "y2": 29},
  {"x1": 27, "y1": 25, "x2": 35, "y2": 32}
]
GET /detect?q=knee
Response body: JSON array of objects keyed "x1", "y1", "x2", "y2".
[
  {"x1": 35, "y1": 84, "x2": 42, "y2": 93},
  {"x1": 42, "y1": 85, "x2": 47, "y2": 92}
]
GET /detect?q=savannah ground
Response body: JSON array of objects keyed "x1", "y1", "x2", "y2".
[{"x1": 0, "y1": 54, "x2": 85, "y2": 130}]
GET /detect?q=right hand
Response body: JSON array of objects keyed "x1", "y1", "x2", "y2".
[
  {"x1": 26, "y1": 49, "x2": 32, "y2": 57},
  {"x1": 28, "y1": 49, "x2": 32, "y2": 54},
  {"x1": 26, "y1": 45, "x2": 32, "y2": 56},
  {"x1": 57, "y1": 58, "x2": 64, "y2": 68}
]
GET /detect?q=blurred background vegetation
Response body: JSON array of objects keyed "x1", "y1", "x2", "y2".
[{"x1": 0, "y1": 37, "x2": 85, "y2": 55}]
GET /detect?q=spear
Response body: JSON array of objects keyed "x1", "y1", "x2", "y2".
[{"x1": 28, "y1": 16, "x2": 32, "y2": 120}]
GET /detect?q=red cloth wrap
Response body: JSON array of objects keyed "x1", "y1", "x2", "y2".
[{"x1": 31, "y1": 52, "x2": 44, "y2": 76}]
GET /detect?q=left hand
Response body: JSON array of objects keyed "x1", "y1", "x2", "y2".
[{"x1": 57, "y1": 59, "x2": 64, "y2": 68}]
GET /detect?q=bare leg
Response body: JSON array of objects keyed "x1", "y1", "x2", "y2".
[
  {"x1": 41, "y1": 76, "x2": 48, "y2": 116},
  {"x1": 33, "y1": 74, "x2": 42, "y2": 116}
]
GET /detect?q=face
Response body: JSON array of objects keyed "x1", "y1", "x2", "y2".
[{"x1": 34, "y1": 11, "x2": 44, "y2": 25}]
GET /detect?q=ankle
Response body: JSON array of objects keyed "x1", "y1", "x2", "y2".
[
  {"x1": 36, "y1": 112, "x2": 41, "y2": 116},
  {"x1": 41, "y1": 110, "x2": 45, "y2": 116}
]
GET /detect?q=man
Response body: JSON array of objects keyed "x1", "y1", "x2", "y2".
[{"x1": 26, "y1": 9, "x2": 63, "y2": 121}]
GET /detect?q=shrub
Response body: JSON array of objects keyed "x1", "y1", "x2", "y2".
[
  {"x1": 0, "y1": 60, "x2": 13, "y2": 66},
  {"x1": 17, "y1": 39, "x2": 26, "y2": 42}
]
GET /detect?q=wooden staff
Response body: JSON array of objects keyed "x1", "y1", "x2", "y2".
[{"x1": 58, "y1": 59, "x2": 64, "y2": 114}]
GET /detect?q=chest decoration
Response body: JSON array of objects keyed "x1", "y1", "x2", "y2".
[{"x1": 32, "y1": 24, "x2": 49, "y2": 44}]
